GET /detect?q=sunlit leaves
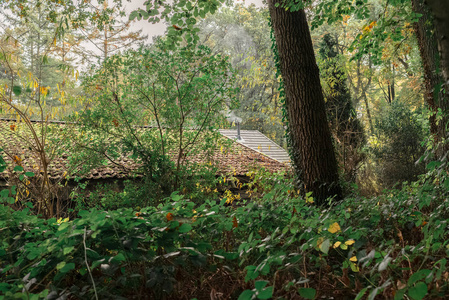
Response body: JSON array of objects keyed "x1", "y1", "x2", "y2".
[
  {"x1": 333, "y1": 241, "x2": 342, "y2": 248},
  {"x1": 318, "y1": 238, "x2": 331, "y2": 254},
  {"x1": 328, "y1": 222, "x2": 341, "y2": 233},
  {"x1": 345, "y1": 239, "x2": 355, "y2": 245}
]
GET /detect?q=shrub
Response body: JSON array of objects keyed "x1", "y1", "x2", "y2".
[{"x1": 372, "y1": 101, "x2": 427, "y2": 188}]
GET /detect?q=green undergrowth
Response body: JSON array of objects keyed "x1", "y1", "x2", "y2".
[{"x1": 1, "y1": 176, "x2": 449, "y2": 299}]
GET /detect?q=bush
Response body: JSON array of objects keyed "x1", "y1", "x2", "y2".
[
  {"x1": 373, "y1": 101, "x2": 427, "y2": 188},
  {"x1": 72, "y1": 41, "x2": 238, "y2": 202}
]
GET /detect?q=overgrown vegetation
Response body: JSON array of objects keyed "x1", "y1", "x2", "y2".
[
  {"x1": 1, "y1": 171, "x2": 449, "y2": 299},
  {"x1": 2, "y1": 0, "x2": 449, "y2": 298}
]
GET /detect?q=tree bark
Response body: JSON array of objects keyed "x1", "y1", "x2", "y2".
[
  {"x1": 412, "y1": 0, "x2": 448, "y2": 155},
  {"x1": 268, "y1": 0, "x2": 342, "y2": 204},
  {"x1": 426, "y1": 0, "x2": 449, "y2": 88}
]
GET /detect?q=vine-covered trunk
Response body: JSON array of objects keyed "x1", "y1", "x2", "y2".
[
  {"x1": 412, "y1": 0, "x2": 448, "y2": 156},
  {"x1": 268, "y1": 1, "x2": 342, "y2": 204},
  {"x1": 426, "y1": 0, "x2": 449, "y2": 88}
]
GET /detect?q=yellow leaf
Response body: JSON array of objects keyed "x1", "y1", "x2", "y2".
[
  {"x1": 350, "y1": 256, "x2": 357, "y2": 262},
  {"x1": 57, "y1": 217, "x2": 69, "y2": 224},
  {"x1": 345, "y1": 239, "x2": 355, "y2": 245},
  {"x1": 333, "y1": 241, "x2": 341, "y2": 248},
  {"x1": 328, "y1": 222, "x2": 341, "y2": 234},
  {"x1": 350, "y1": 262, "x2": 360, "y2": 272}
]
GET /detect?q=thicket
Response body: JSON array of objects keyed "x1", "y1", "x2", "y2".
[
  {"x1": 1, "y1": 0, "x2": 449, "y2": 299},
  {"x1": 1, "y1": 168, "x2": 449, "y2": 299},
  {"x1": 67, "y1": 41, "x2": 237, "y2": 205}
]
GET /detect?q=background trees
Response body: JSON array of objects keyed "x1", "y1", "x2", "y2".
[
  {"x1": 197, "y1": 5, "x2": 284, "y2": 145},
  {"x1": 1, "y1": 0, "x2": 446, "y2": 199}
]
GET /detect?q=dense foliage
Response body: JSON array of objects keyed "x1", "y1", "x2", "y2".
[
  {"x1": 70, "y1": 41, "x2": 237, "y2": 201},
  {"x1": 1, "y1": 0, "x2": 449, "y2": 298},
  {"x1": 1, "y1": 172, "x2": 449, "y2": 299}
]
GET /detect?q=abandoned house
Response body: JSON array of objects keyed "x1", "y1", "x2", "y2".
[{"x1": 0, "y1": 119, "x2": 290, "y2": 202}]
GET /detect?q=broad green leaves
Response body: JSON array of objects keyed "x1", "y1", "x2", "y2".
[{"x1": 298, "y1": 288, "x2": 316, "y2": 299}]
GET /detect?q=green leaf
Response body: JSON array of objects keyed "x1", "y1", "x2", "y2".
[
  {"x1": 56, "y1": 261, "x2": 66, "y2": 270},
  {"x1": 27, "y1": 249, "x2": 41, "y2": 260},
  {"x1": 245, "y1": 265, "x2": 259, "y2": 282},
  {"x1": 319, "y1": 239, "x2": 330, "y2": 254},
  {"x1": 255, "y1": 280, "x2": 268, "y2": 290},
  {"x1": 25, "y1": 172, "x2": 35, "y2": 177},
  {"x1": 0, "y1": 189, "x2": 9, "y2": 198},
  {"x1": 298, "y1": 288, "x2": 316, "y2": 299},
  {"x1": 13, "y1": 86, "x2": 22, "y2": 96},
  {"x1": 63, "y1": 246, "x2": 74, "y2": 255},
  {"x1": 394, "y1": 289, "x2": 406, "y2": 300},
  {"x1": 408, "y1": 270, "x2": 431, "y2": 286},
  {"x1": 0, "y1": 151, "x2": 6, "y2": 173},
  {"x1": 129, "y1": 10, "x2": 139, "y2": 21},
  {"x1": 13, "y1": 166, "x2": 24, "y2": 172},
  {"x1": 91, "y1": 259, "x2": 105, "y2": 270},
  {"x1": 257, "y1": 286, "x2": 273, "y2": 299},
  {"x1": 111, "y1": 253, "x2": 126, "y2": 263},
  {"x1": 408, "y1": 282, "x2": 427, "y2": 300},
  {"x1": 58, "y1": 222, "x2": 70, "y2": 231},
  {"x1": 59, "y1": 262, "x2": 75, "y2": 273},
  {"x1": 238, "y1": 290, "x2": 254, "y2": 300},
  {"x1": 426, "y1": 161, "x2": 442, "y2": 170},
  {"x1": 178, "y1": 223, "x2": 192, "y2": 233}
]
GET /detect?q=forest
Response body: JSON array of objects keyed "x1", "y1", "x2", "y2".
[{"x1": 1, "y1": 0, "x2": 449, "y2": 299}]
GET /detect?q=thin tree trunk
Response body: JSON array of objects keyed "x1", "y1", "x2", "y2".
[
  {"x1": 363, "y1": 91, "x2": 374, "y2": 133},
  {"x1": 268, "y1": 0, "x2": 342, "y2": 204}
]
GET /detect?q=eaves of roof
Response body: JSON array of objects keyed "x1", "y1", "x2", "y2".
[{"x1": 0, "y1": 120, "x2": 289, "y2": 181}]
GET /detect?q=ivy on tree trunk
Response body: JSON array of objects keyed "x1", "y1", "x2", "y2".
[{"x1": 268, "y1": 0, "x2": 342, "y2": 204}]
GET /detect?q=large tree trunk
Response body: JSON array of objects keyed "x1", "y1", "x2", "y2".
[
  {"x1": 412, "y1": 0, "x2": 448, "y2": 156},
  {"x1": 426, "y1": 0, "x2": 449, "y2": 87},
  {"x1": 268, "y1": 0, "x2": 342, "y2": 204}
]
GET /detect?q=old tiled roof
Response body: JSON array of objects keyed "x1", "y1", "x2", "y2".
[
  {"x1": 0, "y1": 120, "x2": 289, "y2": 181},
  {"x1": 219, "y1": 129, "x2": 291, "y2": 164}
]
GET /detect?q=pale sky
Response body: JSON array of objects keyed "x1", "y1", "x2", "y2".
[{"x1": 124, "y1": 0, "x2": 265, "y2": 44}]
